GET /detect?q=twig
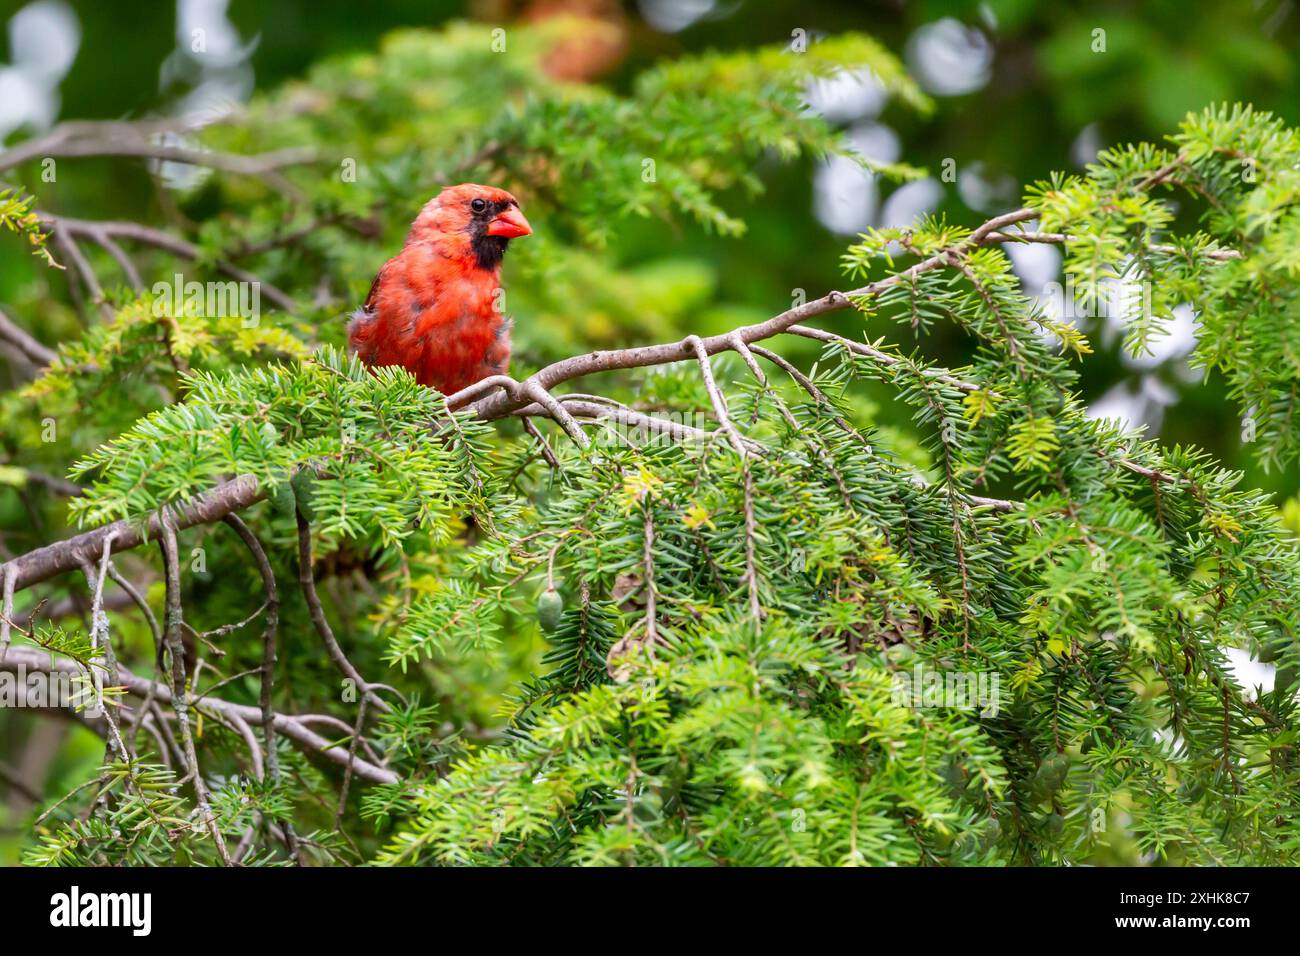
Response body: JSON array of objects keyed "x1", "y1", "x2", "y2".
[
  {"x1": 105, "y1": 563, "x2": 164, "y2": 754},
  {"x1": 51, "y1": 226, "x2": 112, "y2": 321},
  {"x1": 95, "y1": 232, "x2": 144, "y2": 291},
  {"x1": 0, "y1": 564, "x2": 13, "y2": 665},
  {"x1": 18, "y1": 469, "x2": 85, "y2": 497},
  {"x1": 38, "y1": 213, "x2": 297, "y2": 313},
  {"x1": 0, "y1": 760, "x2": 42, "y2": 804},
  {"x1": 643, "y1": 506, "x2": 657, "y2": 650},
  {"x1": 0, "y1": 307, "x2": 57, "y2": 366},
  {"x1": 785, "y1": 325, "x2": 983, "y2": 394},
  {"x1": 159, "y1": 509, "x2": 232, "y2": 865},
  {"x1": 335, "y1": 695, "x2": 369, "y2": 829},
  {"x1": 732, "y1": 338, "x2": 855, "y2": 510},
  {"x1": 684, "y1": 336, "x2": 747, "y2": 458},
  {"x1": 521, "y1": 417, "x2": 561, "y2": 471},
  {"x1": 685, "y1": 336, "x2": 760, "y2": 620},
  {"x1": 75, "y1": 535, "x2": 130, "y2": 762},
  {"x1": 517, "y1": 398, "x2": 766, "y2": 455},
  {"x1": 0, "y1": 128, "x2": 316, "y2": 178},
  {"x1": 294, "y1": 507, "x2": 392, "y2": 714},
  {"x1": 607, "y1": 504, "x2": 661, "y2": 679},
  {"x1": 1, "y1": 645, "x2": 399, "y2": 784},
  {"x1": 222, "y1": 512, "x2": 301, "y2": 863}
]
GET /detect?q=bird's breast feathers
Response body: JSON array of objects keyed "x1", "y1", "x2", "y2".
[{"x1": 348, "y1": 244, "x2": 511, "y2": 394}]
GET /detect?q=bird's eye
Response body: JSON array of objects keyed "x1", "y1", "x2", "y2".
[{"x1": 470, "y1": 198, "x2": 488, "y2": 213}]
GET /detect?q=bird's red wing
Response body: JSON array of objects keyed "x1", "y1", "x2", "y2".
[
  {"x1": 349, "y1": 259, "x2": 397, "y2": 363},
  {"x1": 362, "y1": 260, "x2": 389, "y2": 311}
]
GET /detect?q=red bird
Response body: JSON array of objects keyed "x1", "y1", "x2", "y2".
[{"x1": 348, "y1": 183, "x2": 533, "y2": 395}]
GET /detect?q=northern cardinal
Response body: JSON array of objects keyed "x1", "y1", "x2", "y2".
[{"x1": 348, "y1": 183, "x2": 533, "y2": 394}]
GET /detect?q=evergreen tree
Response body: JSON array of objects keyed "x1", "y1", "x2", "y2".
[{"x1": 1, "y1": 21, "x2": 1298, "y2": 866}]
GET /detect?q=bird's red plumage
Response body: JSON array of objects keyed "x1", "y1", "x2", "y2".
[{"x1": 348, "y1": 184, "x2": 530, "y2": 395}]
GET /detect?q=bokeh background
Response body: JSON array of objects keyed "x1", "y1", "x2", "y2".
[
  {"x1": 1, "y1": 0, "x2": 1297, "y2": 853},
  {"x1": 4, "y1": 0, "x2": 1296, "y2": 484}
]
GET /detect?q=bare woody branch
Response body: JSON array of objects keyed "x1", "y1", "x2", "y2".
[
  {"x1": 37, "y1": 213, "x2": 298, "y2": 313},
  {"x1": 0, "y1": 129, "x2": 317, "y2": 199},
  {"x1": 2, "y1": 474, "x2": 264, "y2": 593},
  {"x1": 159, "y1": 511, "x2": 232, "y2": 865},
  {"x1": 222, "y1": 512, "x2": 301, "y2": 861},
  {"x1": 0, "y1": 645, "x2": 399, "y2": 786},
  {"x1": 685, "y1": 335, "x2": 761, "y2": 621},
  {"x1": 295, "y1": 509, "x2": 394, "y2": 715},
  {"x1": 461, "y1": 208, "x2": 1040, "y2": 421},
  {"x1": 0, "y1": 306, "x2": 57, "y2": 366}
]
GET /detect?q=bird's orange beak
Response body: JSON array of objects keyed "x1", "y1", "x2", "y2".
[{"x1": 487, "y1": 205, "x2": 532, "y2": 239}]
